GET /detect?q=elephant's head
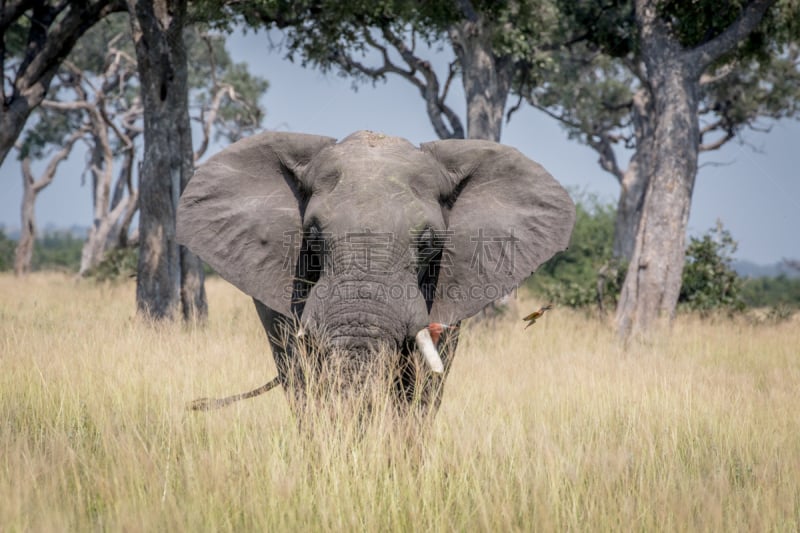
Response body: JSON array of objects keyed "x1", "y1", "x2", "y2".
[{"x1": 177, "y1": 130, "x2": 574, "y2": 410}]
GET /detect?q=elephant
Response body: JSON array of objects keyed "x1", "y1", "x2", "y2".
[{"x1": 177, "y1": 130, "x2": 575, "y2": 418}]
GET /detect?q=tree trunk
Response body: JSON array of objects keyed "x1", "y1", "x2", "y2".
[
  {"x1": 127, "y1": 0, "x2": 206, "y2": 321},
  {"x1": 79, "y1": 134, "x2": 138, "y2": 275},
  {"x1": 450, "y1": 19, "x2": 513, "y2": 141},
  {"x1": 602, "y1": 0, "x2": 778, "y2": 336},
  {"x1": 613, "y1": 166, "x2": 646, "y2": 261},
  {"x1": 612, "y1": 89, "x2": 654, "y2": 261},
  {"x1": 12, "y1": 129, "x2": 82, "y2": 275},
  {"x1": 108, "y1": 151, "x2": 139, "y2": 249},
  {"x1": 79, "y1": 126, "x2": 114, "y2": 275},
  {"x1": 616, "y1": 59, "x2": 699, "y2": 337},
  {"x1": 614, "y1": 0, "x2": 772, "y2": 337},
  {"x1": 79, "y1": 195, "x2": 135, "y2": 275},
  {"x1": 14, "y1": 170, "x2": 37, "y2": 276}
]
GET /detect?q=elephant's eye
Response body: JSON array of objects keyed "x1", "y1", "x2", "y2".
[
  {"x1": 300, "y1": 221, "x2": 327, "y2": 282},
  {"x1": 415, "y1": 227, "x2": 442, "y2": 312},
  {"x1": 415, "y1": 227, "x2": 444, "y2": 263}
]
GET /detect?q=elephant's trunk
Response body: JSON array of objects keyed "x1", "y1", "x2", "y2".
[{"x1": 301, "y1": 271, "x2": 430, "y2": 363}]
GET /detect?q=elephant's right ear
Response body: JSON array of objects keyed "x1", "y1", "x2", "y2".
[{"x1": 177, "y1": 132, "x2": 337, "y2": 316}]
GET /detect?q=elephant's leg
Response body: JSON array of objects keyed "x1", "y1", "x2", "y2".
[
  {"x1": 252, "y1": 299, "x2": 308, "y2": 413},
  {"x1": 423, "y1": 324, "x2": 461, "y2": 412}
]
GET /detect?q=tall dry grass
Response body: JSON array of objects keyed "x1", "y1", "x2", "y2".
[{"x1": 1, "y1": 273, "x2": 799, "y2": 531}]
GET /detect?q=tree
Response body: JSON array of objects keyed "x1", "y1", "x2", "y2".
[
  {"x1": 0, "y1": 0, "x2": 125, "y2": 167},
  {"x1": 12, "y1": 12, "x2": 267, "y2": 277},
  {"x1": 521, "y1": 0, "x2": 794, "y2": 336},
  {"x1": 525, "y1": 3, "x2": 800, "y2": 265},
  {"x1": 126, "y1": 0, "x2": 204, "y2": 321},
  {"x1": 613, "y1": 0, "x2": 787, "y2": 336},
  {"x1": 679, "y1": 221, "x2": 745, "y2": 315},
  {"x1": 13, "y1": 128, "x2": 84, "y2": 275},
  {"x1": 126, "y1": 0, "x2": 267, "y2": 321},
  {"x1": 228, "y1": 0, "x2": 559, "y2": 141}
]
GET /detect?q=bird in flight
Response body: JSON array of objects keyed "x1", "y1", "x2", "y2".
[{"x1": 522, "y1": 304, "x2": 552, "y2": 329}]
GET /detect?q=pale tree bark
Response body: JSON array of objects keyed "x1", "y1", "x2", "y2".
[
  {"x1": 79, "y1": 136, "x2": 138, "y2": 275},
  {"x1": 127, "y1": 0, "x2": 206, "y2": 322},
  {"x1": 13, "y1": 129, "x2": 85, "y2": 275},
  {"x1": 40, "y1": 55, "x2": 141, "y2": 277},
  {"x1": 616, "y1": 60, "x2": 699, "y2": 336},
  {"x1": 612, "y1": 89, "x2": 654, "y2": 261},
  {"x1": 616, "y1": 0, "x2": 774, "y2": 337},
  {"x1": 106, "y1": 149, "x2": 139, "y2": 249},
  {"x1": 0, "y1": 0, "x2": 124, "y2": 167},
  {"x1": 450, "y1": 17, "x2": 514, "y2": 141},
  {"x1": 80, "y1": 101, "x2": 140, "y2": 275}
]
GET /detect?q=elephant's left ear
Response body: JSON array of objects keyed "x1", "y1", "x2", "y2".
[
  {"x1": 421, "y1": 139, "x2": 576, "y2": 324},
  {"x1": 176, "y1": 132, "x2": 337, "y2": 316}
]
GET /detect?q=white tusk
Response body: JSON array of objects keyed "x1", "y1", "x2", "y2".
[{"x1": 415, "y1": 328, "x2": 444, "y2": 374}]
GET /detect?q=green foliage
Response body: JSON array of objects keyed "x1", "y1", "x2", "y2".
[
  {"x1": 31, "y1": 232, "x2": 84, "y2": 273},
  {"x1": 527, "y1": 193, "x2": 623, "y2": 309},
  {"x1": 529, "y1": 204, "x2": 757, "y2": 317},
  {"x1": 221, "y1": 0, "x2": 560, "y2": 90},
  {"x1": 0, "y1": 230, "x2": 15, "y2": 271},
  {"x1": 741, "y1": 274, "x2": 800, "y2": 309},
  {"x1": 679, "y1": 223, "x2": 745, "y2": 315},
  {"x1": 3, "y1": 13, "x2": 30, "y2": 57},
  {"x1": 531, "y1": 0, "x2": 800, "y2": 180},
  {"x1": 554, "y1": 0, "x2": 634, "y2": 58},
  {"x1": 527, "y1": 45, "x2": 636, "y2": 148},
  {"x1": 86, "y1": 247, "x2": 138, "y2": 281}
]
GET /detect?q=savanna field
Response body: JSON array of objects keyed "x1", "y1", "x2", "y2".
[{"x1": 2, "y1": 273, "x2": 799, "y2": 531}]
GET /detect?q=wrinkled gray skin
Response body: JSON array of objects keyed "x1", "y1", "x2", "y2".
[{"x1": 177, "y1": 130, "x2": 575, "y2": 417}]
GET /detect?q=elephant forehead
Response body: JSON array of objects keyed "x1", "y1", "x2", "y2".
[
  {"x1": 307, "y1": 141, "x2": 438, "y2": 195},
  {"x1": 339, "y1": 130, "x2": 415, "y2": 149}
]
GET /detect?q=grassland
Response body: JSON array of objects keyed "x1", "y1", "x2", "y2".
[{"x1": 2, "y1": 273, "x2": 799, "y2": 531}]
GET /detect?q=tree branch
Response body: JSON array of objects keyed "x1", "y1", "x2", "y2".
[
  {"x1": 528, "y1": 95, "x2": 627, "y2": 182},
  {"x1": 0, "y1": 1, "x2": 29, "y2": 33},
  {"x1": 194, "y1": 84, "x2": 234, "y2": 161},
  {"x1": 699, "y1": 61, "x2": 738, "y2": 86},
  {"x1": 17, "y1": 0, "x2": 126, "y2": 93},
  {"x1": 698, "y1": 130, "x2": 735, "y2": 152},
  {"x1": 379, "y1": 26, "x2": 464, "y2": 138},
  {"x1": 587, "y1": 134, "x2": 625, "y2": 182},
  {"x1": 688, "y1": 0, "x2": 776, "y2": 73},
  {"x1": 330, "y1": 26, "x2": 464, "y2": 139},
  {"x1": 30, "y1": 127, "x2": 87, "y2": 193}
]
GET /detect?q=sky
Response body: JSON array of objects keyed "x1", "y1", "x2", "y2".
[{"x1": 1, "y1": 29, "x2": 798, "y2": 264}]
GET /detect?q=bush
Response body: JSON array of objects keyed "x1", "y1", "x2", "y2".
[
  {"x1": 85, "y1": 246, "x2": 138, "y2": 281},
  {"x1": 0, "y1": 230, "x2": 15, "y2": 271},
  {"x1": 31, "y1": 231, "x2": 83, "y2": 272},
  {"x1": 530, "y1": 201, "x2": 750, "y2": 317},
  {"x1": 527, "y1": 193, "x2": 624, "y2": 310},
  {"x1": 741, "y1": 274, "x2": 800, "y2": 309},
  {"x1": 679, "y1": 222, "x2": 745, "y2": 315}
]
